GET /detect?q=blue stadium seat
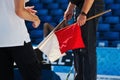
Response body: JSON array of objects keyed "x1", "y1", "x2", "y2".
[
  {"x1": 41, "y1": 0, "x2": 53, "y2": 3},
  {"x1": 104, "y1": 0, "x2": 114, "y2": 4},
  {"x1": 37, "y1": 9, "x2": 48, "y2": 15},
  {"x1": 29, "y1": 0, "x2": 40, "y2": 4},
  {"x1": 97, "y1": 40, "x2": 109, "y2": 47},
  {"x1": 60, "y1": 3, "x2": 68, "y2": 10},
  {"x1": 97, "y1": 32, "x2": 99, "y2": 39},
  {"x1": 32, "y1": 38, "x2": 43, "y2": 44},
  {"x1": 55, "y1": 0, "x2": 68, "y2": 3},
  {"x1": 29, "y1": 30, "x2": 43, "y2": 39},
  {"x1": 58, "y1": 17, "x2": 74, "y2": 25},
  {"x1": 50, "y1": 9, "x2": 63, "y2": 16},
  {"x1": 53, "y1": 16, "x2": 63, "y2": 24},
  {"x1": 98, "y1": 17, "x2": 103, "y2": 23},
  {"x1": 49, "y1": 22, "x2": 57, "y2": 27},
  {"x1": 34, "y1": 3, "x2": 43, "y2": 10},
  {"x1": 25, "y1": 21, "x2": 34, "y2": 30},
  {"x1": 111, "y1": 24, "x2": 120, "y2": 31},
  {"x1": 100, "y1": 32, "x2": 119, "y2": 40},
  {"x1": 97, "y1": 24, "x2": 110, "y2": 31},
  {"x1": 111, "y1": 41, "x2": 120, "y2": 47},
  {"x1": 115, "y1": 0, "x2": 120, "y2": 3},
  {"x1": 107, "y1": 4, "x2": 120, "y2": 10},
  {"x1": 104, "y1": 16, "x2": 119, "y2": 24},
  {"x1": 102, "y1": 11, "x2": 112, "y2": 17},
  {"x1": 40, "y1": 16, "x2": 52, "y2": 22},
  {"x1": 46, "y1": 3, "x2": 59, "y2": 9},
  {"x1": 113, "y1": 10, "x2": 120, "y2": 16}
]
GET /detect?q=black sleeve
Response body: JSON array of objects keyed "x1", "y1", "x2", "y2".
[
  {"x1": 69, "y1": 0, "x2": 79, "y2": 5},
  {"x1": 94, "y1": 0, "x2": 105, "y2": 14},
  {"x1": 69, "y1": 0, "x2": 84, "y2": 8}
]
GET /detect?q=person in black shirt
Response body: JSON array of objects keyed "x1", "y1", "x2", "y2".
[{"x1": 64, "y1": 0, "x2": 104, "y2": 80}]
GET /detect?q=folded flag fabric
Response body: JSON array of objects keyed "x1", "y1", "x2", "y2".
[{"x1": 38, "y1": 23, "x2": 85, "y2": 62}]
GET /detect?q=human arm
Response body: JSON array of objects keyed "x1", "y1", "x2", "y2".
[
  {"x1": 77, "y1": 0, "x2": 94, "y2": 26},
  {"x1": 25, "y1": 6, "x2": 37, "y2": 15},
  {"x1": 64, "y1": 2, "x2": 76, "y2": 20},
  {"x1": 43, "y1": 23, "x2": 54, "y2": 37},
  {"x1": 14, "y1": 0, "x2": 40, "y2": 28}
]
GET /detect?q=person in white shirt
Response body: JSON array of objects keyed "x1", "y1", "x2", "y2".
[{"x1": 0, "y1": 0, "x2": 41, "y2": 80}]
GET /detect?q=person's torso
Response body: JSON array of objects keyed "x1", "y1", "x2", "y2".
[
  {"x1": 69, "y1": 0, "x2": 104, "y2": 9},
  {"x1": 73, "y1": 0, "x2": 105, "y2": 18},
  {"x1": 0, "y1": 0, "x2": 30, "y2": 47}
]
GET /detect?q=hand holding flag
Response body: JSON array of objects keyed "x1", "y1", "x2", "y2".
[
  {"x1": 37, "y1": 9, "x2": 111, "y2": 62},
  {"x1": 38, "y1": 23, "x2": 85, "y2": 62}
]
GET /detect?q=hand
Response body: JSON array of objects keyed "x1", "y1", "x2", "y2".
[
  {"x1": 25, "y1": 6, "x2": 40, "y2": 28},
  {"x1": 25, "y1": 6, "x2": 37, "y2": 15},
  {"x1": 32, "y1": 15, "x2": 41, "y2": 28},
  {"x1": 77, "y1": 14, "x2": 87, "y2": 26},
  {"x1": 64, "y1": 9, "x2": 73, "y2": 20}
]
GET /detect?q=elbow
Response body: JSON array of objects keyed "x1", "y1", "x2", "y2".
[
  {"x1": 85, "y1": 0, "x2": 94, "y2": 4},
  {"x1": 15, "y1": 9, "x2": 23, "y2": 17},
  {"x1": 86, "y1": 0, "x2": 94, "y2": 2}
]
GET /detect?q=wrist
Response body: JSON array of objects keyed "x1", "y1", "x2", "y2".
[
  {"x1": 80, "y1": 11, "x2": 87, "y2": 16},
  {"x1": 33, "y1": 15, "x2": 39, "y2": 22},
  {"x1": 67, "y1": 2, "x2": 75, "y2": 11}
]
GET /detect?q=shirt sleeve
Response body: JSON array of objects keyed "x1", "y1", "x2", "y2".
[
  {"x1": 69, "y1": 0, "x2": 84, "y2": 7},
  {"x1": 69, "y1": 0, "x2": 80, "y2": 5}
]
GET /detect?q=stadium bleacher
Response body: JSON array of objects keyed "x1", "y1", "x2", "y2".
[{"x1": 25, "y1": 0, "x2": 120, "y2": 47}]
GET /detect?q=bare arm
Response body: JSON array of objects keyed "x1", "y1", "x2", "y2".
[
  {"x1": 14, "y1": 0, "x2": 40, "y2": 28},
  {"x1": 77, "y1": 0, "x2": 94, "y2": 26},
  {"x1": 81, "y1": 0, "x2": 94, "y2": 14},
  {"x1": 64, "y1": 2, "x2": 76, "y2": 20}
]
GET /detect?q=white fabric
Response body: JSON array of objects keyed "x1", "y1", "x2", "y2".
[
  {"x1": 38, "y1": 33, "x2": 66, "y2": 63},
  {"x1": 0, "y1": 0, "x2": 30, "y2": 47},
  {"x1": 25, "y1": 0, "x2": 29, "y2": 3}
]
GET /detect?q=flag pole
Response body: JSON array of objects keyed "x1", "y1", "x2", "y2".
[
  {"x1": 37, "y1": 20, "x2": 65, "y2": 48},
  {"x1": 37, "y1": 9, "x2": 111, "y2": 49},
  {"x1": 87, "y1": 9, "x2": 111, "y2": 21}
]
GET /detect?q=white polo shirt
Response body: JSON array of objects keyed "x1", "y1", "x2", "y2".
[{"x1": 0, "y1": 0, "x2": 31, "y2": 47}]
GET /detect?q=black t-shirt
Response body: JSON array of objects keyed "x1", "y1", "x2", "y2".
[
  {"x1": 69, "y1": 0, "x2": 104, "y2": 10},
  {"x1": 69, "y1": 0, "x2": 84, "y2": 8},
  {"x1": 69, "y1": 0, "x2": 105, "y2": 16}
]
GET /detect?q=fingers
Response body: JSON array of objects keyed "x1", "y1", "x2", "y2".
[
  {"x1": 29, "y1": 6, "x2": 37, "y2": 14},
  {"x1": 26, "y1": 6, "x2": 35, "y2": 9},
  {"x1": 77, "y1": 14, "x2": 87, "y2": 26},
  {"x1": 26, "y1": 6, "x2": 37, "y2": 14},
  {"x1": 64, "y1": 14, "x2": 72, "y2": 21},
  {"x1": 77, "y1": 18, "x2": 86, "y2": 26},
  {"x1": 32, "y1": 19, "x2": 41, "y2": 28},
  {"x1": 64, "y1": 10, "x2": 73, "y2": 21}
]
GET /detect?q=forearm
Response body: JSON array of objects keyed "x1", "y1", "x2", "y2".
[
  {"x1": 14, "y1": 0, "x2": 39, "y2": 22},
  {"x1": 67, "y1": 2, "x2": 76, "y2": 12},
  {"x1": 81, "y1": 0, "x2": 94, "y2": 14},
  {"x1": 15, "y1": 8, "x2": 39, "y2": 22}
]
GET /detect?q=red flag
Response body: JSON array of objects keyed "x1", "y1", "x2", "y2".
[
  {"x1": 38, "y1": 23, "x2": 85, "y2": 62},
  {"x1": 55, "y1": 23, "x2": 85, "y2": 53}
]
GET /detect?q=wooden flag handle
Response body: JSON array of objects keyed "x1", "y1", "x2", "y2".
[
  {"x1": 37, "y1": 9, "x2": 111, "y2": 48},
  {"x1": 87, "y1": 9, "x2": 111, "y2": 21},
  {"x1": 56, "y1": 9, "x2": 112, "y2": 30}
]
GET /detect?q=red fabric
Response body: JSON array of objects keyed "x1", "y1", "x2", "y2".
[{"x1": 55, "y1": 23, "x2": 85, "y2": 53}]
